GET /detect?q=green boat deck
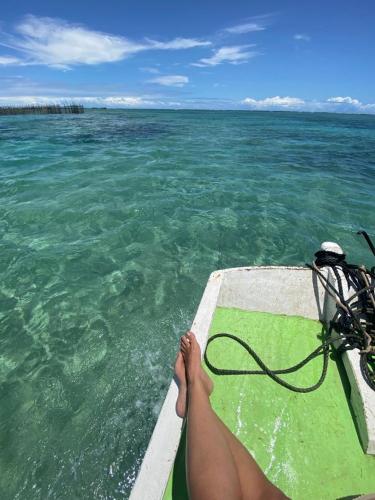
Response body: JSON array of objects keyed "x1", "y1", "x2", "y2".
[{"x1": 163, "y1": 307, "x2": 375, "y2": 500}]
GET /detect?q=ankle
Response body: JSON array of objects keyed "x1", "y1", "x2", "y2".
[{"x1": 187, "y1": 376, "x2": 206, "y2": 392}]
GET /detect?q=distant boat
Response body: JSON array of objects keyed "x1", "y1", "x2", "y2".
[{"x1": 131, "y1": 246, "x2": 375, "y2": 499}]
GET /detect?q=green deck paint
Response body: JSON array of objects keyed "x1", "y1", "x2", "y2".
[{"x1": 163, "y1": 308, "x2": 375, "y2": 500}]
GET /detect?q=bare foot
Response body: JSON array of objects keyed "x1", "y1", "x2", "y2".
[
  {"x1": 174, "y1": 352, "x2": 187, "y2": 418},
  {"x1": 174, "y1": 331, "x2": 214, "y2": 418},
  {"x1": 180, "y1": 331, "x2": 214, "y2": 393}
]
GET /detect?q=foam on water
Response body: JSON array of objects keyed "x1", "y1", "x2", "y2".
[{"x1": 0, "y1": 109, "x2": 374, "y2": 498}]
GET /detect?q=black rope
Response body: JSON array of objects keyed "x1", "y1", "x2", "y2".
[
  {"x1": 204, "y1": 329, "x2": 366, "y2": 393},
  {"x1": 358, "y1": 230, "x2": 375, "y2": 257},
  {"x1": 204, "y1": 232, "x2": 375, "y2": 393},
  {"x1": 314, "y1": 250, "x2": 346, "y2": 267},
  {"x1": 204, "y1": 333, "x2": 331, "y2": 393}
]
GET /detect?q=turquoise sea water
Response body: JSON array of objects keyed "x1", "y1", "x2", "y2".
[{"x1": 0, "y1": 109, "x2": 374, "y2": 498}]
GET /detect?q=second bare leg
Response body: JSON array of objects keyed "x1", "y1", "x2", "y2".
[{"x1": 181, "y1": 333, "x2": 242, "y2": 500}]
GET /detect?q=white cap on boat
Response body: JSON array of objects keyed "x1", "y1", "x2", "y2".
[{"x1": 320, "y1": 241, "x2": 344, "y2": 255}]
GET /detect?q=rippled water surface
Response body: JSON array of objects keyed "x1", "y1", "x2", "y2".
[{"x1": 0, "y1": 109, "x2": 375, "y2": 498}]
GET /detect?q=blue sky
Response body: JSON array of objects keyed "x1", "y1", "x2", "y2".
[{"x1": 0, "y1": 0, "x2": 374, "y2": 112}]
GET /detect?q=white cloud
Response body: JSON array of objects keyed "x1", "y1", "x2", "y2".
[
  {"x1": 241, "y1": 95, "x2": 375, "y2": 113},
  {"x1": 145, "y1": 37, "x2": 210, "y2": 49},
  {"x1": 294, "y1": 34, "x2": 311, "y2": 42},
  {"x1": 148, "y1": 75, "x2": 189, "y2": 87},
  {"x1": 225, "y1": 22, "x2": 265, "y2": 34},
  {"x1": 193, "y1": 45, "x2": 257, "y2": 67},
  {"x1": 0, "y1": 15, "x2": 211, "y2": 69},
  {"x1": 2, "y1": 15, "x2": 145, "y2": 68},
  {"x1": 327, "y1": 96, "x2": 360, "y2": 105},
  {"x1": 326, "y1": 96, "x2": 375, "y2": 112},
  {"x1": 140, "y1": 66, "x2": 160, "y2": 74},
  {"x1": 100, "y1": 96, "x2": 148, "y2": 106},
  {"x1": 242, "y1": 96, "x2": 305, "y2": 109},
  {"x1": 0, "y1": 55, "x2": 21, "y2": 65}
]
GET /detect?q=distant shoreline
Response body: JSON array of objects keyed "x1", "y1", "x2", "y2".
[
  {"x1": 82, "y1": 107, "x2": 375, "y2": 117},
  {"x1": 1, "y1": 106, "x2": 374, "y2": 117}
]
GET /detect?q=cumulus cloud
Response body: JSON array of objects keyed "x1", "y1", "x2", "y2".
[
  {"x1": 148, "y1": 75, "x2": 189, "y2": 87},
  {"x1": 99, "y1": 96, "x2": 149, "y2": 106},
  {"x1": 294, "y1": 34, "x2": 311, "y2": 42},
  {"x1": 241, "y1": 95, "x2": 375, "y2": 113},
  {"x1": 327, "y1": 96, "x2": 361, "y2": 105},
  {"x1": 242, "y1": 96, "x2": 305, "y2": 109},
  {"x1": 225, "y1": 22, "x2": 265, "y2": 34},
  {"x1": 326, "y1": 96, "x2": 375, "y2": 112},
  {"x1": 0, "y1": 15, "x2": 211, "y2": 69},
  {"x1": 193, "y1": 45, "x2": 257, "y2": 67}
]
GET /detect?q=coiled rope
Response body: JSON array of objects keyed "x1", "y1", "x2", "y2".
[{"x1": 204, "y1": 231, "x2": 375, "y2": 393}]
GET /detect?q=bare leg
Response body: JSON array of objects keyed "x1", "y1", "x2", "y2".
[
  {"x1": 178, "y1": 331, "x2": 288, "y2": 500},
  {"x1": 211, "y1": 411, "x2": 287, "y2": 500},
  {"x1": 181, "y1": 333, "x2": 242, "y2": 500},
  {"x1": 174, "y1": 352, "x2": 187, "y2": 418}
]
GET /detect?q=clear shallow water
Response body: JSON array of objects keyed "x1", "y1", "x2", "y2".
[{"x1": 0, "y1": 109, "x2": 374, "y2": 498}]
